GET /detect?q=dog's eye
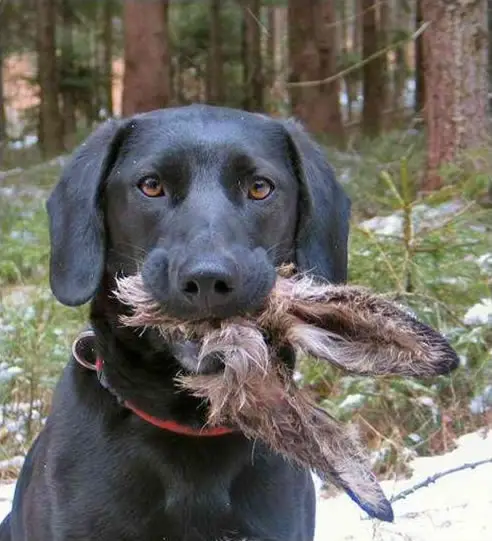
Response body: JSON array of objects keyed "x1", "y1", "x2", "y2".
[
  {"x1": 248, "y1": 178, "x2": 274, "y2": 201},
  {"x1": 138, "y1": 177, "x2": 165, "y2": 198}
]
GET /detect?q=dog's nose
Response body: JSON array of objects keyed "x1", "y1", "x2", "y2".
[{"x1": 179, "y1": 260, "x2": 237, "y2": 308}]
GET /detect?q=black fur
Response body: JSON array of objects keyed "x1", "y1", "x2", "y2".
[{"x1": 1, "y1": 105, "x2": 351, "y2": 541}]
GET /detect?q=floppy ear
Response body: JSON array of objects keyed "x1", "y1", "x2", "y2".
[
  {"x1": 280, "y1": 119, "x2": 351, "y2": 283},
  {"x1": 47, "y1": 119, "x2": 128, "y2": 306}
]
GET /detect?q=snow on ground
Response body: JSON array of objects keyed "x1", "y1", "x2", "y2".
[
  {"x1": 0, "y1": 430, "x2": 490, "y2": 540},
  {"x1": 359, "y1": 201, "x2": 468, "y2": 238},
  {"x1": 463, "y1": 299, "x2": 492, "y2": 326},
  {"x1": 315, "y1": 429, "x2": 492, "y2": 541},
  {"x1": 0, "y1": 483, "x2": 15, "y2": 524}
]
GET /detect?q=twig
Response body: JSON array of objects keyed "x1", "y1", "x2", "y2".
[
  {"x1": 323, "y1": 0, "x2": 388, "y2": 30},
  {"x1": 390, "y1": 458, "x2": 492, "y2": 504},
  {"x1": 357, "y1": 414, "x2": 401, "y2": 451},
  {"x1": 236, "y1": 1, "x2": 269, "y2": 36},
  {"x1": 287, "y1": 22, "x2": 431, "y2": 89},
  {"x1": 354, "y1": 226, "x2": 404, "y2": 291}
]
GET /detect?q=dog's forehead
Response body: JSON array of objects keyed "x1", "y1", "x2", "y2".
[{"x1": 123, "y1": 106, "x2": 290, "y2": 162}]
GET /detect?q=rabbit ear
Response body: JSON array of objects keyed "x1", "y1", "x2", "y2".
[
  {"x1": 280, "y1": 281, "x2": 460, "y2": 377},
  {"x1": 305, "y1": 408, "x2": 394, "y2": 522},
  {"x1": 338, "y1": 474, "x2": 394, "y2": 522}
]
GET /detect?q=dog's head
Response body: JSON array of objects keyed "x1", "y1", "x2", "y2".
[{"x1": 47, "y1": 105, "x2": 350, "y2": 325}]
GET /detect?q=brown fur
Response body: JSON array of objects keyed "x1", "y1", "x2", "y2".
[
  {"x1": 114, "y1": 268, "x2": 458, "y2": 379},
  {"x1": 112, "y1": 268, "x2": 458, "y2": 515},
  {"x1": 177, "y1": 354, "x2": 389, "y2": 515}
]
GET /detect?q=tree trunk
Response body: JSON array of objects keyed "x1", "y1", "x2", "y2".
[
  {"x1": 422, "y1": 0, "x2": 488, "y2": 191},
  {"x1": 207, "y1": 0, "x2": 224, "y2": 105},
  {"x1": 338, "y1": 0, "x2": 348, "y2": 123},
  {"x1": 0, "y1": 19, "x2": 6, "y2": 158},
  {"x1": 0, "y1": 0, "x2": 6, "y2": 162},
  {"x1": 122, "y1": 0, "x2": 171, "y2": 116},
  {"x1": 174, "y1": 55, "x2": 184, "y2": 105},
  {"x1": 393, "y1": 46, "x2": 406, "y2": 114},
  {"x1": 103, "y1": 0, "x2": 114, "y2": 117},
  {"x1": 60, "y1": 0, "x2": 77, "y2": 148},
  {"x1": 288, "y1": 0, "x2": 321, "y2": 131},
  {"x1": 415, "y1": 0, "x2": 425, "y2": 113},
  {"x1": 379, "y1": 0, "x2": 390, "y2": 114},
  {"x1": 37, "y1": 0, "x2": 64, "y2": 158},
  {"x1": 390, "y1": 0, "x2": 407, "y2": 120},
  {"x1": 266, "y1": 6, "x2": 276, "y2": 91},
  {"x1": 288, "y1": 0, "x2": 344, "y2": 140},
  {"x1": 242, "y1": 0, "x2": 263, "y2": 111},
  {"x1": 0, "y1": 57, "x2": 5, "y2": 166},
  {"x1": 317, "y1": 0, "x2": 345, "y2": 144},
  {"x1": 339, "y1": 0, "x2": 348, "y2": 56},
  {"x1": 346, "y1": 0, "x2": 362, "y2": 123},
  {"x1": 353, "y1": 0, "x2": 361, "y2": 55},
  {"x1": 80, "y1": 23, "x2": 97, "y2": 129},
  {"x1": 487, "y1": 0, "x2": 492, "y2": 111},
  {"x1": 362, "y1": 0, "x2": 383, "y2": 137},
  {"x1": 269, "y1": 4, "x2": 288, "y2": 116}
]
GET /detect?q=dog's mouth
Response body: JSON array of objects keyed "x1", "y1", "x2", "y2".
[
  {"x1": 112, "y1": 266, "x2": 296, "y2": 375},
  {"x1": 114, "y1": 272, "x2": 277, "y2": 334},
  {"x1": 112, "y1": 273, "x2": 263, "y2": 375}
]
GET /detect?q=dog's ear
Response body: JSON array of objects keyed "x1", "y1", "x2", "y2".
[
  {"x1": 280, "y1": 119, "x2": 351, "y2": 283},
  {"x1": 47, "y1": 119, "x2": 128, "y2": 306}
]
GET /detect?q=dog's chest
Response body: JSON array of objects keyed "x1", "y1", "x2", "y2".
[{"x1": 164, "y1": 480, "x2": 232, "y2": 517}]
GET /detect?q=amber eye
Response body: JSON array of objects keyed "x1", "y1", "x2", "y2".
[
  {"x1": 138, "y1": 177, "x2": 165, "y2": 198},
  {"x1": 247, "y1": 178, "x2": 274, "y2": 201}
]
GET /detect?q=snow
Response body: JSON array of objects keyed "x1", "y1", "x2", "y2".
[
  {"x1": 476, "y1": 253, "x2": 492, "y2": 273},
  {"x1": 360, "y1": 201, "x2": 466, "y2": 238},
  {"x1": 469, "y1": 386, "x2": 492, "y2": 415},
  {"x1": 7, "y1": 135, "x2": 38, "y2": 150},
  {"x1": 361, "y1": 214, "x2": 403, "y2": 237},
  {"x1": 0, "y1": 364, "x2": 23, "y2": 384},
  {"x1": 338, "y1": 393, "x2": 366, "y2": 412},
  {"x1": 463, "y1": 299, "x2": 492, "y2": 326},
  {"x1": 0, "y1": 484, "x2": 15, "y2": 523},
  {"x1": 314, "y1": 429, "x2": 492, "y2": 541},
  {"x1": 0, "y1": 430, "x2": 490, "y2": 540}
]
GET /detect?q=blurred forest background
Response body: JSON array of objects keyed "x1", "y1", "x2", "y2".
[{"x1": 0, "y1": 0, "x2": 491, "y2": 480}]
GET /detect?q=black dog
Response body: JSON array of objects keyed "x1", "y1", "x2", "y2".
[{"x1": 0, "y1": 105, "x2": 351, "y2": 541}]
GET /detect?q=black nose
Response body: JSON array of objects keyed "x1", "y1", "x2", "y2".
[{"x1": 179, "y1": 259, "x2": 237, "y2": 308}]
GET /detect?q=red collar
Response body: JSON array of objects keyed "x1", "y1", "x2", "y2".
[{"x1": 72, "y1": 331, "x2": 235, "y2": 438}]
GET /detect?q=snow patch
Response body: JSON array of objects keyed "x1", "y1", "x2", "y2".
[
  {"x1": 476, "y1": 253, "x2": 492, "y2": 273},
  {"x1": 314, "y1": 429, "x2": 492, "y2": 541},
  {"x1": 469, "y1": 386, "x2": 492, "y2": 415},
  {"x1": 360, "y1": 201, "x2": 465, "y2": 238},
  {"x1": 338, "y1": 394, "x2": 366, "y2": 412},
  {"x1": 0, "y1": 365, "x2": 23, "y2": 384},
  {"x1": 463, "y1": 299, "x2": 492, "y2": 325}
]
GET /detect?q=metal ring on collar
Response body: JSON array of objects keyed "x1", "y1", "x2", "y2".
[{"x1": 72, "y1": 330, "x2": 98, "y2": 371}]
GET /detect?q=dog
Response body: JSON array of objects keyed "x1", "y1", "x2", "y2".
[{"x1": 0, "y1": 104, "x2": 351, "y2": 541}]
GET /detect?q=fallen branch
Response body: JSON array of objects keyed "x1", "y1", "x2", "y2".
[
  {"x1": 287, "y1": 22, "x2": 430, "y2": 89},
  {"x1": 390, "y1": 457, "x2": 492, "y2": 504}
]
